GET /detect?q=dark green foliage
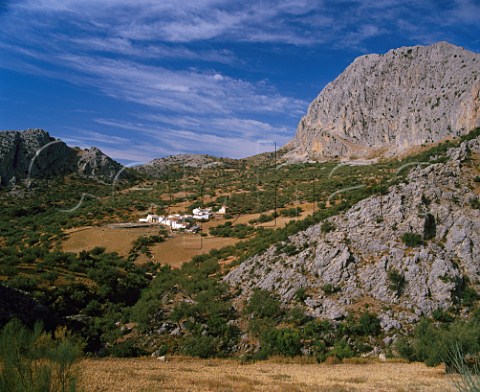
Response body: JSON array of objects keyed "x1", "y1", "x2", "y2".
[
  {"x1": 331, "y1": 340, "x2": 354, "y2": 360},
  {"x1": 432, "y1": 308, "x2": 454, "y2": 323},
  {"x1": 181, "y1": 335, "x2": 217, "y2": 358},
  {"x1": 287, "y1": 306, "x2": 310, "y2": 326},
  {"x1": 129, "y1": 235, "x2": 164, "y2": 260},
  {"x1": 358, "y1": 311, "x2": 381, "y2": 336},
  {"x1": 275, "y1": 241, "x2": 300, "y2": 256},
  {"x1": 387, "y1": 269, "x2": 406, "y2": 296},
  {"x1": 461, "y1": 285, "x2": 479, "y2": 308},
  {"x1": 244, "y1": 289, "x2": 283, "y2": 320},
  {"x1": 209, "y1": 222, "x2": 255, "y2": 238},
  {"x1": 322, "y1": 283, "x2": 340, "y2": 295},
  {"x1": 260, "y1": 328, "x2": 302, "y2": 357},
  {"x1": 397, "y1": 316, "x2": 480, "y2": 369},
  {"x1": 401, "y1": 232, "x2": 424, "y2": 247},
  {"x1": 108, "y1": 340, "x2": 147, "y2": 358},
  {"x1": 320, "y1": 221, "x2": 335, "y2": 234},
  {"x1": 244, "y1": 289, "x2": 283, "y2": 338},
  {"x1": 294, "y1": 287, "x2": 307, "y2": 302},
  {"x1": 470, "y1": 197, "x2": 480, "y2": 210},
  {"x1": 280, "y1": 207, "x2": 302, "y2": 217}
]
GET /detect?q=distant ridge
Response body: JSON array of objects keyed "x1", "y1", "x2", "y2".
[{"x1": 0, "y1": 129, "x2": 123, "y2": 186}]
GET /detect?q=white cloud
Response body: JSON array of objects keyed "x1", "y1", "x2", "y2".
[
  {"x1": 2, "y1": 0, "x2": 479, "y2": 161},
  {"x1": 76, "y1": 118, "x2": 287, "y2": 161}
]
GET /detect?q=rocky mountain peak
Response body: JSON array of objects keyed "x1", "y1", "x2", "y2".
[
  {"x1": 77, "y1": 146, "x2": 123, "y2": 180},
  {"x1": 285, "y1": 42, "x2": 480, "y2": 161},
  {"x1": 0, "y1": 129, "x2": 123, "y2": 185}
]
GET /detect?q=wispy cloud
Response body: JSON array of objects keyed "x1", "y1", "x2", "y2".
[
  {"x1": 1, "y1": 0, "x2": 479, "y2": 160},
  {"x1": 74, "y1": 118, "x2": 287, "y2": 161}
]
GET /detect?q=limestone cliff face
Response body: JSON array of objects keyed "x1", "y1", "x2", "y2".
[
  {"x1": 0, "y1": 129, "x2": 123, "y2": 185},
  {"x1": 0, "y1": 129, "x2": 77, "y2": 185},
  {"x1": 77, "y1": 146, "x2": 123, "y2": 181},
  {"x1": 226, "y1": 135, "x2": 480, "y2": 331},
  {"x1": 286, "y1": 42, "x2": 480, "y2": 160}
]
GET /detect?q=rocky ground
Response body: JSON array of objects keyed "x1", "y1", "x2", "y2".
[{"x1": 226, "y1": 136, "x2": 480, "y2": 334}]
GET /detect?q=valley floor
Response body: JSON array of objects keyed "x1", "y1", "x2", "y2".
[{"x1": 78, "y1": 356, "x2": 455, "y2": 391}]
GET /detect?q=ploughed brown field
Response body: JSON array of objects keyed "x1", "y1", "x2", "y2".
[{"x1": 78, "y1": 356, "x2": 456, "y2": 391}]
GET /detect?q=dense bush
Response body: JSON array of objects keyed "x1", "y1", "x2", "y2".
[
  {"x1": 397, "y1": 317, "x2": 480, "y2": 369},
  {"x1": 244, "y1": 289, "x2": 283, "y2": 320},
  {"x1": 0, "y1": 319, "x2": 82, "y2": 392},
  {"x1": 209, "y1": 222, "x2": 255, "y2": 238},
  {"x1": 358, "y1": 311, "x2": 381, "y2": 336},
  {"x1": 260, "y1": 328, "x2": 302, "y2": 357}
]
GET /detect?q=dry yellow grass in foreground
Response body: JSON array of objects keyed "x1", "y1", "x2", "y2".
[{"x1": 78, "y1": 356, "x2": 456, "y2": 392}]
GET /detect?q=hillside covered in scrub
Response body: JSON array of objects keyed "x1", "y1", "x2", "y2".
[
  {"x1": 1, "y1": 43, "x2": 480, "y2": 377},
  {"x1": 0, "y1": 128, "x2": 479, "y2": 368}
]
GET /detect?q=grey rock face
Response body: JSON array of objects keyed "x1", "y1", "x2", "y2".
[
  {"x1": 286, "y1": 42, "x2": 480, "y2": 161},
  {"x1": 0, "y1": 129, "x2": 123, "y2": 185},
  {"x1": 226, "y1": 136, "x2": 480, "y2": 331},
  {"x1": 77, "y1": 146, "x2": 123, "y2": 181},
  {"x1": 0, "y1": 129, "x2": 77, "y2": 185}
]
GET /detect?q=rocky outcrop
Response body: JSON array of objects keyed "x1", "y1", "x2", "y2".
[
  {"x1": 286, "y1": 42, "x2": 480, "y2": 161},
  {"x1": 0, "y1": 129, "x2": 77, "y2": 186},
  {"x1": 226, "y1": 135, "x2": 480, "y2": 331},
  {"x1": 0, "y1": 129, "x2": 123, "y2": 185},
  {"x1": 77, "y1": 146, "x2": 123, "y2": 181}
]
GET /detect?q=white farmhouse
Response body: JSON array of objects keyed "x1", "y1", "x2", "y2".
[
  {"x1": 192, "y1": 207, "x2": 212, "y2": 220},
  {"x1": 163, "y1": 214, "x2": 190, "y2": 230},
  {"x1": 139, "y1": 214, "x2": 163, "y2": 223}
]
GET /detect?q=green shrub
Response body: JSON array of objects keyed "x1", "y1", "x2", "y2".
[
  {"x1": 181, "y1": 335, "x2": 217, "y2": 358},
  {"x1": 397, "y1": 317, "x2": 480, "y2": 369},
  {"x1": 322, "y1": 284, "x2": 340, "y2": 295},
  {"x1": 0, "y1": 319, "x2": 81, "y2": 392},
  {"x1": 280, "y1": 207, "x2": 302, "y2": 217},
  {"x1": 295, "y1": 287, "x2": 307, "y2": 302},
  {"x1": 108, "y1": 340, "x2": 147, "y2": 358},
  {"x1": 244, "y1": 289, "x2": 283, "y2": 320},
  {"x1": 260, "y1": 328, "x2": 302, "y2": 357},
  {"x1": 401, "y1": 232, "x2": 424, "y2": 247},
  {"x1": 331, "y1": 340, "x2": 354, "y2": 360},
  {"x1": 321, "y1": 221, "x2": 335, "y2": 234},
  {"x1": 358, "y1": 311, "x2": 381, "y2": 336}
]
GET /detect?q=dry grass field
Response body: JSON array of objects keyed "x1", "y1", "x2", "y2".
[
  {"x1": 77, "y1": 356, "x2": 456, "y2": 392},
  {"x1": 62, "y1": 226, "x2": 161, "y2": 256},
  {"x1": 62, "y1": 226, "x2": 239, "y2": 267},
  {"x1": 61, "y1": 203, "x2": 316, "y2": 267}
]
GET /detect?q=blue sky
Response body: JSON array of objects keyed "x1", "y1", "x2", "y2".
[{"x1": 1, "y1": 0, "x2": 479, "y2": 163}]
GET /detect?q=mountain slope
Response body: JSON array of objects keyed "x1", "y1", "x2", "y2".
[
  {"x1": 226, "y1": 132, "x2": 480, "y2": 332},
  {"x1": 286, "y1": 42, "x2": 480, "y2": 161},
  {"x1": 0, "y1": 129, "x2": 123, "y2": 185},
  {"x1": 135, "y1": 153, "x2": 237, "y2": 177}
]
